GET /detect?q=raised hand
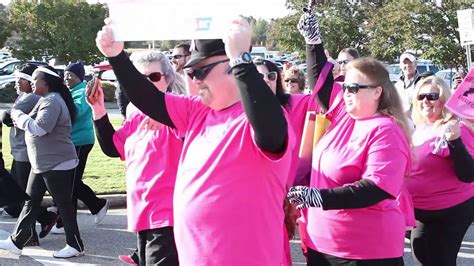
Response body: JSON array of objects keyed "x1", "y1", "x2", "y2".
[
  {"x1": 85, "y1": 80, "x2": 107, "y2": 120},
  {"x1": 223, "y1": 17, "x2": 252, "y2": 61},
  {"x1": 287, "y1": 186, "x2": 323, "y2": 209},
  {"x1": 95, "y1": 18, "x2": 124, "y2": 58},
  {"x1": 297, "y1": 2, "x2": 322, "y2": 45}
]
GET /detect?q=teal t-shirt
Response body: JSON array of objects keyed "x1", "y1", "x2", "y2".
[{"x1": 70, "y1": 82, "x2": 95, "y2": 146}]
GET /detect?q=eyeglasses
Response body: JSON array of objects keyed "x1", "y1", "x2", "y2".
[
  {"x1": 285, "y1": 78, "x2": 299, "y2": 84},
  {"x1": 336, "y1": 59, "x2": 350, "y2": 65},
  {"x1": 259, "y1": 71, "x2": 277, "y2": 81},
  {"x1": 171, "y1": 54, "x2": 190, "y2": 60},
  {"x1": 417, "y1": 92, "x2": 439, "y2": 101},
  {"x1": 187, "y1": 59, "x2": 230, "y2": 81},
  {"x1": 143, "y1": 72, "x2": 164, "y2": 82},
  {"x1": 343, "y1": 83, "x2": 378, "y2": 94}
]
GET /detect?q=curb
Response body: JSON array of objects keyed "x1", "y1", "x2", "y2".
[
  {"x1": 0, "y1": 102, "x2": 119, "y2": 109},
  {"x1": 41, "y1": 194, "x2": 126, "y2": 209}
]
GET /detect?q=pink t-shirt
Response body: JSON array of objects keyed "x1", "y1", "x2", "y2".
[
  {"x1": 306, "y1": 89, "x2": 411, "y2": 259},
  {"x1": 113, "y1": 109, "x2": 183, "y2": 232},
  {"x1": 165, "y1": 94, "x2": 295, "y2": 266},
  {"x1": 286, "y1": 94, "x2": 320, "y2": 186},
  {"x1": 406, "y1": 122, "x2": 474, "y2": 210}
]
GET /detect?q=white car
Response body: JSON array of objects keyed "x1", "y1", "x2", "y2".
[
  {"x1": 0, "y1": 75, "x2": 15, "y2": 90},
  {"x1": 435, "y1": 69, "x2": 456, "y2": 88}
]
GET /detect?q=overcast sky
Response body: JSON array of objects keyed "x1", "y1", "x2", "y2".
[{"x1": 0, "y1": 0, "x2": 291, "y2": 20}]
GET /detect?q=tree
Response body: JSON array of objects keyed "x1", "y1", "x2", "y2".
[
  {"x1": 7, "y1": 0, "x2": 107, "y2": 64},
  {"x1": 268, "y1": 13, "x2": 305, "y2": 55},
  {"x1": 269, "y1": 0, "x2": 371, "y2": 58},
  {"x1": 0, "y1": 4, "x2": 9, "y2": 47},
  {"x1": 366, "y1": 0, "x2": 470, "y2": 66},
  {"x1": 268, "y1": 0, "x2": 470, "y2": 67},
  {"x1": 252, "y1": 18, "x2": 270, "y2": 47}
]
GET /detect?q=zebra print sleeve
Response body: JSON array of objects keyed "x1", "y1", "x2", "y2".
[
  {"x1": 287, "y1": 186, "x2": 323, "y2": 209},
  {"x1": 297, "y1": 8, "x2": 322, "y2": 45}
]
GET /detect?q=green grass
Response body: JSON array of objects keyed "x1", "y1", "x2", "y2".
[{"x1": 1, "y1": 115, "x2": 126, "y2": 194}]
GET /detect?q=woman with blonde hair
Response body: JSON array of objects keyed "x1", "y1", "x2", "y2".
[
  {"x1": 406, "y1": 76, "x2": 473, "y2": 266},
  {"x1": 288, "y1": 5, "x2": 412, "y2": 265},
  {"x1": 284, "y1": 66, "x2": 306, "y2": 94},
  {"x1": 89, "y1": 50, "x2": 187, "y2": 265}
]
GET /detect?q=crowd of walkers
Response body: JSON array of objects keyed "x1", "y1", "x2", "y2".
[{"x1": 0, "y1": 1, "x2": 472, "y2": 266}]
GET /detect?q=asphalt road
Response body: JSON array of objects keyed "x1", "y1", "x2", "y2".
[{"x1": 0, "y1": 208, "x2": 472, "y2": 265}]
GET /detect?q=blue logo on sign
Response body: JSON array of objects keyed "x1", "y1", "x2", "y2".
[{"x1": 195, "y1": 17, "x2": 212, "y2": 31}]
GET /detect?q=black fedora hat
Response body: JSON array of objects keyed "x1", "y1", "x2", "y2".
[{"x1": 184, "y1": 39, "x2": 227, "y2": 68}]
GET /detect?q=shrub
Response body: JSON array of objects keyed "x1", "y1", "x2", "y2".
[
  {"x1": 0, "y1": 82, "x2": 18, "y2": 103},
  {"x1": 100, "y1": 81, "x2": 117, "y2": 102}
]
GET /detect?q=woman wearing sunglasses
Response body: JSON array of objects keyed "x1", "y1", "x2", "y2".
[
  {"x1": 88, "y1": 51, "x2": 187, "y2": 265},
  {"x1": 406, "y1": 76, "x2": 473, "y2": 266},
  {"x1": 284, "y1": 66, "x2": 306, "y2": 94},
  {"x1": 287, "y1": 3, "x2": 412, "y2": 265}
]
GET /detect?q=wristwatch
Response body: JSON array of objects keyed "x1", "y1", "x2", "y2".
[{"x1": 229, "y1": 52, "x2": 253, "y2": 69}]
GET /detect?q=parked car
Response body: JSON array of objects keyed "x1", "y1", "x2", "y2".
[
  {"x1": 0, "y1": 64, "x2": 66, "y2": 91},
  {"x1": 387, "y1": 62, "x2": 440, "y2": 83},
  {"x1": 0, "y1": 75, "x2": 15, "y2": 90},
  {"x1": 435, "y1": 69, "x2": 456, "y2": 89},
  {"x1": 0, "y1": 60, "x2": 48, "y2": 76}
]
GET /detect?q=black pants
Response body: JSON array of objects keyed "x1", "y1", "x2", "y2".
[
  {"x1": 307, "y1": 248, "x2": 404, "y2": 266},
  {"x1": 137, "y1": 227, "x2": 179, "y2": 266},
  {"x1": 410, "y1": 197, "x2": 474, "y2": 266},
  {"x1": 73, "y1": 144, "x2": 105, "y2": 215},
  {"x1": 4, "y1": 160, "x2": 33, "y2": 217},
  {"x1": 11, "y1": 169, "x2": 83, "y2": 251},
  {"x1": 56, "y1": 144, "x2": 105, "y2": 228}
]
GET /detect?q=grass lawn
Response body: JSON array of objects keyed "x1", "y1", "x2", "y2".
[{"x1": 1, "y1": 114, "x2": 126, "y2": 194}]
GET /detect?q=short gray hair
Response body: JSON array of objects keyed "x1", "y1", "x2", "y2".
[{"x1": 130, "y1": 51, "x2": 186, "y2": 95}]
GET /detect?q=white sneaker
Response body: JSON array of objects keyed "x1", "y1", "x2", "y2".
[
  {"x1": 0, "y1": 236, "x2": 22, "y2": 255},
  {"x1": 50, "y1": 225, "x2": 65, "y2": 234},
  {"x1": 46, "y1": 206, "x2": 58, "y2": 213},
  {"x1": 94, "y1": 200, "x2": 110, "y2": 225},
  {"x1": 52, "y1": 244, "x2": 84, "y2": 258}
]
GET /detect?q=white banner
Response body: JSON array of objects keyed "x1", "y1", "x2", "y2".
[
  {"x1": 107, "y1": 0, "x2": 251, "y2": 41},
  {"x1": 457, "y1": 9, "x2": 474, "y2": 46}
]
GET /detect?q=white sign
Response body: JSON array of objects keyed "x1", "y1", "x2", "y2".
[
  {"x1": 107, "y1": 0, "x2": 249, "y2": 41},
  {"x1": 459, "y1": 30, "x2": 474, "y2": 46},
  {"x1": 457, "y1": 9, "x2": 474, "y2": 45}
]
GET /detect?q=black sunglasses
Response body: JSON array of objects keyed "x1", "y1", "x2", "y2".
[
  {"x1": 337, "y1": 59, "x2": 351, "y2": 65},
  {"x1": 143, "y1": 72, "x2": 164, "y2": 82},
  {"x1": 343, "y1": 83, "x2": 378, "y2": 94},
  {"x1": 259, "y1": 71, "x2": 277, "y2": 81},
  {"x1": 285, "y1": 78, "x2": 299, "y2": 83},
  {"x1": 417, "y1": 92, "x2": 439, "y2": 101},
  {"x1": 172, "y1": 54, "x2": 189, "y2": 60},
  {"x1": 187, "y1": 59, "x2": 230, "y2": 81}
]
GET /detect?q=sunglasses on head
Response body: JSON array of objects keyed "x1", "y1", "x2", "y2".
[
  {"x1": 337, "y1": 59, "x2": 350, "y2": 65},
  {"x1": 417, "y1": 92, "x2": 439, "y2": 101},
  {"x1": 285, "y1": 78, "x2": 299, "y2": 84},
  {"x1": 186, "y1": 59, "x2": 230, "y2": 81},
  {"x1": 259, "y1": 71, "x2": 277, "y2": 81},
  {"x1": 343, "y1": 83, "x2": 378, "y2": 94},
  {"x1": 143, "y1": 72, "x2": 164, "y2": 82},
  {"x1": 172, "y1": 54, "x2": 189, "y2": 60}
]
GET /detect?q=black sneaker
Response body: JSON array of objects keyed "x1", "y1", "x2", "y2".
[
  {"x1": 39, "y1": 212, "x2": 59, "y2": 238},
  {"x1": 24, "y1": 237, "x2": 39, "y2": 247}
]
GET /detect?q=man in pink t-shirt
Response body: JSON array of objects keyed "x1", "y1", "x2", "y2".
[{"x1": 96, "y1": 18, "x2": 295, "y2": 265}]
